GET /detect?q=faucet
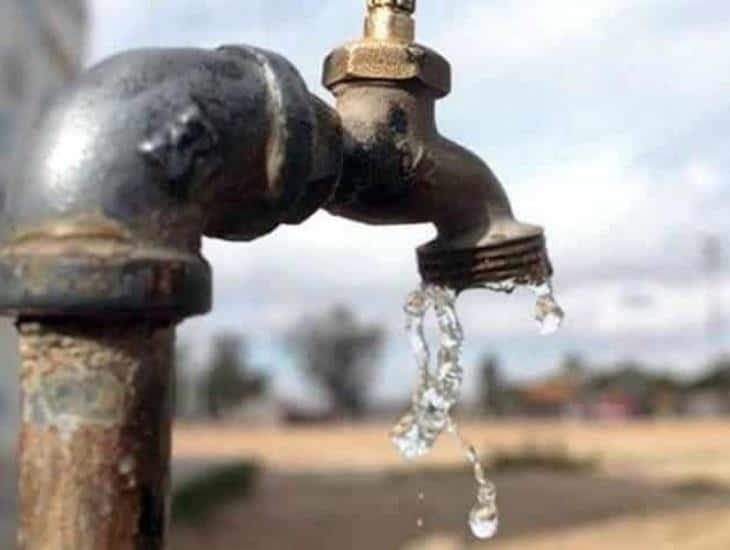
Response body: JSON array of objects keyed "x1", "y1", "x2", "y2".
[
  {"x1": 0, "y1": 1, "x2": 553, "y2": 548},
  {"x1": 324, "y1": 0, "x2": 551, "y2": 289}
]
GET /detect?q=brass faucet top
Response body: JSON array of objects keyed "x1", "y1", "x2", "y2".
[
  {"x1": 368, "y1": 0, "x2": 416, "y2": 14},
  {"x1": 323, "y1": 0, "x2": 450, "y2": 97}
]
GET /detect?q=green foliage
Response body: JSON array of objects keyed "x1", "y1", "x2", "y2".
[
  {"x1": 670, "y1": 477, "x2": 730, "y2": 495},
  {"x1": 691, "y1": 356, "x2": 730, "y2": 390},
  {"x1": 479, "y1": 354, "x2": 504, "y2": 415},
  {"x1": 172, "y1": 461, "x2": 261, "y2": 524},
  {"x1": 202, "y1": 333, "x2": 268, "y2": 419},
  {"x1": 490, "y1": 443, "x2": 599, "y2": 473},
  {"x1": 289, "y1": 306, "x2": 384, "y2": 418}
]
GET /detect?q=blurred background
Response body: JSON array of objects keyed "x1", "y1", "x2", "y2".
[{"x1": 2, "y1": 1, "x2": 730, "y2": 548}]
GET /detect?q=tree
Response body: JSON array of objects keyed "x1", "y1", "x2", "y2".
[
  {"x1": 479, "y1": 354, "x2": 504, "y2": 416},
  {"x1": 693, "y1": 355, "x2": 730, "y2": 390},
  {"x1": 559, "y1": 353, "x2": 588, "y2": 383},
  {"x1": 289, "y1": 306, "x2": 383, "y2": 419},
  {"x1": 202, "y1": 333, "x2": 268, "y2": 419},
  {"x1": 172, "y1": 341, "x2": 191, "y2": 418}
]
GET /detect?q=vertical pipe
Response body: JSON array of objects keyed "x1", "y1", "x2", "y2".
[{"x1": 16, "y1": 320, "x2": 175, "y2": 550}]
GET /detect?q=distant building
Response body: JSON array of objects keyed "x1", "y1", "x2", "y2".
[
  {"x1": 584, "y1": 364, "x2": 685, "y2": 419},
  {"x1": 593, "y1": 392, "x2": 636, "y2": 420},
  {"x1": 0, "y1": 0, "x2": 87, "y2": 447},
  {"x1": 516, "y1": 379, "x2": 580, "y2": 418},
  {"x1": 685, "y1": 363, "x2": 730, "y2": 417},
  {"x1": 685, "y1": 390, "x2": 729, "y2": 417}
]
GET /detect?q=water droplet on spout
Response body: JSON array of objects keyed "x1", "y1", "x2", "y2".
[
  {"x1": 404, "y1": 288, "x2": 432, "y2": 316},
  {"x1": 484, "y1": 279, "x2": 517, "y2": 294},
  {"x1": 531, "y1": 280, "x2": 565, "y2": 335}
]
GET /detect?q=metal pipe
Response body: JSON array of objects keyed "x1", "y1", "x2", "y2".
[
  {"x1": 0, "y1": 42, "x2": 342, "y2": 550},
  {"x1": 16, "y1": 321, "x2": 174, "y2": 550}
]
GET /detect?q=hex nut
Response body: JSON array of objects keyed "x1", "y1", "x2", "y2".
[{"x1": 323, "y1": 40, "x2": 451, "y2": 97}]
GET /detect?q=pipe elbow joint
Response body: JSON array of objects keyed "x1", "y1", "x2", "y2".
[{"x1": 0, "y1": 46, "x2": 342, "y2": 320}]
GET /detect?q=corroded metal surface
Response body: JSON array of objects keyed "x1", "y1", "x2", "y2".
[
  {"x1": 17, "y1": 322, "x2": 174, "y2": 550},
  {"x1": 0, "y1": 46, "x2": 342, "y2": 319}
]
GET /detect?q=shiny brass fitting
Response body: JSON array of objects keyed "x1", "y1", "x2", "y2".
[
  {"x1": 367, "y1": 0, "x2": 416, "y2": 13},
  {"x1": 323, "y1": 0, "x2": 450, "y2": 97},
  {"x1": 365, "y1": 0, "x2": 415, "y2": 42}
]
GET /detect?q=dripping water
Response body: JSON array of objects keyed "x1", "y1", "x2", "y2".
[
  {"x1": 391, "y1": 278, "x2": 564, "y2": 539},
  {"x1": 531, "y1": 280, "x2": 565, "y2": 335},
  {"x1": 417, "y1": 492, "x2": 425, "y2": 530}
]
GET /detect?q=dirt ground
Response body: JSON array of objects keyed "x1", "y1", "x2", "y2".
[
  {"x1": 170, "y1": 420, "x2": 730, "y2": 550},
  {"x1": 173, "y1": 419, "x2": 730, "y2": 483},
  {"x1": 170, "y1": 469, "x2": 730, "y2": 550},
  {"x1": 0, "y1": 454, "x2": 14, "y2": 549}
]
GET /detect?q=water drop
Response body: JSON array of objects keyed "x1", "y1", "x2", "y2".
[
  {"x1": 404, "y1": 287, "x2": 433, "y2": 316},
  {"x1": 391, "y1": 413, "x2": 429, "y2": 460},
  {"x1": 432, "y1": 295, "x2": 463, "y2": 348},
  {"x1": 484, "y1": 279, "x2": 517, "y2": 294},
  {"x1": 536, "y1": 297, "x2": 564, "y2": 334},
  {"x1": 531, "y1": 280, "x2": 565, "y2": 335},
  {"x1": 469, "y1": 501, "x2": 499, "y2": 540},
  {"x1": 406, "y1": 314, "x2": 430, "y2": 375},
  {"x1": 417, "y1": 517, "x2": 424, "y2": 529},
  {"x1": 477, "y1": 481, "x2": 497, "y2": 504}
]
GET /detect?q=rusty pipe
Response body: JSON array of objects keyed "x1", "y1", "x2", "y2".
[
  {"x1": 0, "y1": 44, "x2": 342, "y2": 550},
  {"x1": 17, "y1": 321, "x2": 173, "y2": 550}
]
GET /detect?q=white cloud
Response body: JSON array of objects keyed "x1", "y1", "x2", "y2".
[{"x1": 436, "y1": 0, "x2": 625, "y2": 66}]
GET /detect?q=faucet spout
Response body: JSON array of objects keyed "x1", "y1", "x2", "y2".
[{"x1": 416, "y1": 135, "x2": 551, "y2": 289}]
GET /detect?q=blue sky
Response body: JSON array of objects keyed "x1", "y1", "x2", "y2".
[{"x1": 88, "y1": 0, "x2": 730, "y2": 403}]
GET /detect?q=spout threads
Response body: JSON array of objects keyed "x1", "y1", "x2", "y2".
[{"x1": 417, "y1": 235, "x2": 553, "y2": 290}]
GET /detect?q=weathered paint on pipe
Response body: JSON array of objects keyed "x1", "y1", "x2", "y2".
[{"x1": 17, "y1": 321, "x2": 174, "y2": 550}]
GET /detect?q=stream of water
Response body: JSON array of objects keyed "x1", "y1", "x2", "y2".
[{"x1": 391, "y1": 280, "x2": 564, "y2": 539}]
